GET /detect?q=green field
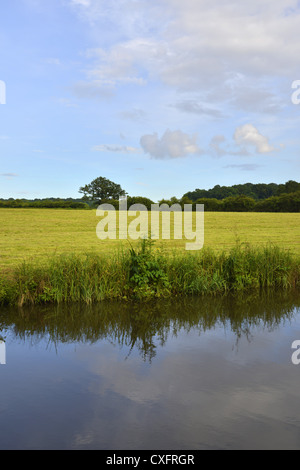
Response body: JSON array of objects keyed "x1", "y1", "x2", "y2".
[{"x1": 0, "y1": 208, "x2": 299, "y2": 270}]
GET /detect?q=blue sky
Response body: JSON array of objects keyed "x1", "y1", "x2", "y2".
[{"x1": 1, "y1": 0, "x2": 300, "y2": 201}]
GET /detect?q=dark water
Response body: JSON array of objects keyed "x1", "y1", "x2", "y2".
[{"x1": 0, "y1": 292, "x2": 300, "y2": 450}]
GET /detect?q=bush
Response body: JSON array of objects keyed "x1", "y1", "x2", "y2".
[{"x1": 128, "y1": 239, "x2": 171, "y2": 299}]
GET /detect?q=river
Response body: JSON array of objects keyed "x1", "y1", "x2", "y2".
[{"x1": 0, "y1": 291, "x2": 300, "y2": 450}]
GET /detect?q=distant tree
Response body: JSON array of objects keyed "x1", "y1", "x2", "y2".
[
  {"x1": 195, "y1": 198, "x2": 223, "y2": 211},
  {"x1": 170, "y1": 196, "x2": 180, "y2": 204},
  {"x1": 158, "y1": 198, "x2": 172, "y2": 206},
  {"x1": 79, "y1": 177, "x2": 127, "y2": 205},
  {"x1": 127, "y1": 196, "x2": 154, "y2": 210},
  {"x1": 180, "y1": 196, "x2": 193, "y2": 206},
  {"x1": 223, "y1": 195, "x2": 256, "y2": 212},
  {"x1": 255, "y1": 196, "x2": 279, "y2": 212},
  {"x1": 276, "y1": 180, "x2": 300, "y2": 196},
  {"x1": 275, "y1": 191, "x2": 300, "y2": 212}
]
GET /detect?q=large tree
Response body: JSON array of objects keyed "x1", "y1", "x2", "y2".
[{"x1": 79, "y1": 177, "x2": 127, "y2": 204}]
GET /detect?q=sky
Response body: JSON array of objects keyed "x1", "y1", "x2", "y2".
[{"x1": 0, "y1": 0, "x2": 300, "y2": 201}]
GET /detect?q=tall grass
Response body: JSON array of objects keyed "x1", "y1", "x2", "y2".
[
  {"x1": 0, "y1": 241, "x2": 299, "y2": 306},
  {"x1": 167, "y1": 243, "x2": 298, "y2": 295}
]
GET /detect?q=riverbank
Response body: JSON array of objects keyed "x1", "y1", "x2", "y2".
[{"x1": 0, "y1": 241, "x2": 299, "y2": 306}]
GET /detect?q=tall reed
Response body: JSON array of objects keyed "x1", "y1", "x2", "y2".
[{"x1": 0, "y1": 242, "x2": 299, "y2": 306}]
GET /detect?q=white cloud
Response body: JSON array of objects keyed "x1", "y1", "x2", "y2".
[
  {"x1": 140, "y1": 129, "x2": 202, "y2": 159},
  {"x1": 208, "y1": 127, "x2": 278, "y2": 157},
  {"x1": 68, "y1": 0, "x2": 163, "y2": 37},
  {"x1": 83, "y1": 39, "x2": 166, "y2": 88},
  {"x1": 68, "y1": 0, "x2": 300, "y2": 97},
  {"x1": 172, "y1": 100, "x2": 224, "y2": 118},
  {"x1": 161, "y1": 0, "x2": 300, "y2": 84},
  {"x1": 234, "y1": 124, "x2": 275, "y2": 154},
  {"x1": 92, "y1": 144, "x2": 141, "y2": 153},
  {"x1": 70, "y1": 0, "x2": 90, "y2": 6}
]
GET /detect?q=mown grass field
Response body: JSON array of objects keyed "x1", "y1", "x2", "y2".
[{"x1": 0, "y1": 208, "x2": 299, "y2": 270}]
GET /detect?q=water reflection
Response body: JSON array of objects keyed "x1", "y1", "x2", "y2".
[
  {"x1": 1, "y1": 292, "x2": 300, "y2": 450},
  {"x1": 1, "y1": 291, "x2": 299, "y2": 363}
]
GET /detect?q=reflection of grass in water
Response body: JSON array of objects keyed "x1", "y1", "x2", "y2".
[
  {"x1": 1, "y1": 291, "x2": 299, "y2": 362},
  {"x1": 0, "y1": 209, "x2": 299, "y2": 269},
  {"x1": 0, "y1": 239, "x2": 299, "y2": 306}
]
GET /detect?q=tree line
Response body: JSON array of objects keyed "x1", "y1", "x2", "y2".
[
  {"x1": 80, "y1": 191, "x2": 300, "y2": 212},
  {"x1": 0, "y1": 198, "x2": 90, "y2": 209},
  {"x1": 184, "y1": 191, "x2": 300, "y2": 212},
  {"x1": 1, "y1": 178, "x2": 299, "y2": 212},
  {"x1": 183, "y1": 180, "x2": 300, "y2": 201}
]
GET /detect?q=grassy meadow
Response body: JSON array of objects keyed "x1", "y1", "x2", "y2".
[
  {"x1": 0, "y1": 208, "x2": 299, "y2": 305},
  {"x1": 0, "y1": 208, "x2": 299, "y2": 269}
]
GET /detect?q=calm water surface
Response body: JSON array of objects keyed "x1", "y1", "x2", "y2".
[{"x1": 0, "y1": 292, "x2": 300, "y2": 450}]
